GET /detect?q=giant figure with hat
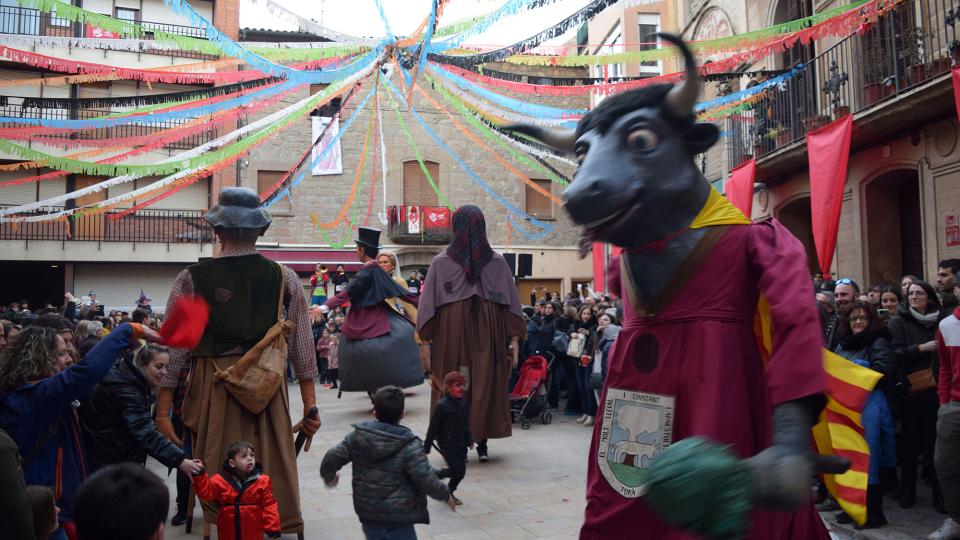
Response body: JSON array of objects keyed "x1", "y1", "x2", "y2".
[
  {"x1": 155, "y1": 187, "x2": 321, "y2": 535},
  {"x1": 506, "y1": 34, "x2": 849, "y2": 539},
  {"x1": 321, "y1": 227, "x2": 424, "y2": 394}
]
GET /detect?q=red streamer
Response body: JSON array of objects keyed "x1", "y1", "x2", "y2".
[{"x1": 807, "y1": 114, "x2": 853, "y2": 276}]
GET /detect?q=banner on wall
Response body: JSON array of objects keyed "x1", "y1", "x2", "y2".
[
  {"x1": 407, "y1": 206, "x2": 421, "y2": 234},
  {"x1": 807, "y1": 114, "x2": 853, "y2": 276},
  {"x1": 311, "y1": 116, "x2": 342, "y2": 176},
  {"x1": 424, "y1": 207, "x2": 450, "y2": 229},
  {"x1": 84, "y1": 24, "x2": 120, "y2": 39}
]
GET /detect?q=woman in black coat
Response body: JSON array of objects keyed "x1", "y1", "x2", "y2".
[
  {"x1": 571, "y1": 305, "x2": 599, "y2": 426},
  {"x1": 887, "y1": 280, "x2": 948, "y2": 511},
  {"x1": 80, "y1": 344, "x2": 196, "y2": 475}
]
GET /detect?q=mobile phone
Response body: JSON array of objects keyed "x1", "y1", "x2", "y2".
[{"x1": 878, "y1": 308, "x2": 891, "y2": 320}]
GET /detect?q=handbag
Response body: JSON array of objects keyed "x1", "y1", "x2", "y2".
[
  {"x1": 566, "y1": 333, "x2": 585, "y2": 357},
  {"x1": 552, "y1": 330, "x2": 570, "y2": 352},
  {"x1": 906, "y1": 367, "x2": 937, "y2": 397},
  {"x1": 213, "y1": 266, "x2": 295, "y2": 414}
]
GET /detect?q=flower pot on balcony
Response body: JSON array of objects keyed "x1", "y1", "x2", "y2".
[
  {"x1": 832, "y1": 106, "x2": 849, "y2": 120},
  {"x1": 900, "y1": 64, "x2": 927, "y2": 88},
  {"x1": 863, "y1": 82, "x2": 894, "y2": 106},
  {"x1": 803, "y1": 115, "x2": 830, "y2": 132},
  {"x1": 928, "y1": 57, "x2": 952, "y2": 76},
  {"x1": 777, "y1": 131, "x2": 793, "y2": 146}
]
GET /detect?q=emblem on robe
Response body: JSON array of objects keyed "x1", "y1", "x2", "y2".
[{"x1": 597, "y1": 388, "x2": 675, "y2": 498}]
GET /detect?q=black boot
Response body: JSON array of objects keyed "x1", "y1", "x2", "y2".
[
  {"x1": 934, "y1": 478, "x2": 948, "y2": 514},
  {"x1": 856, "y1": 485, "x2": 887, "y2": 529},
  {"x1": 900, "y1": 466, "x2": 917, "y2": 509},
  {"x1": 171, "y1": 506, "x2": 187, "y2": 526},
  {"x1": 881, "y1": 466, "x2": 900, "y2": 494}
]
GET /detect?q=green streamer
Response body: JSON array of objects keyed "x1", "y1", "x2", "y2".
[
  {"x1": 381, "y1": 78, "x2": 454, "y2": 210},
  {"x1": 428, "y1": 75, "x2": 568, "y2": 187},
  {"x1": 434, "y1": 13, "x2": 487, "y2": 37}
]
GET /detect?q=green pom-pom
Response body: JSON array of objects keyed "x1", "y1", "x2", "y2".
[{"x1": 644, "y1": 437, "x2": 753, "y2": 540}]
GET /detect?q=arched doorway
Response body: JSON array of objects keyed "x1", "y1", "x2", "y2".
[
  {"x1": 864, "y1": 169, "x2": 923, "y2": 284},
  {"x1": 776, "y1": 195, "x2": 819, "y2": 274}
]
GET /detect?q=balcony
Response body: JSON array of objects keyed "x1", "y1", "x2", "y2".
[
  {"x1": 0, "y1": 206, "x2": 213, "y2": 244},
  {"x1": 0, "y1": 5, "x2": 213, "y2": 59},
  {"x1": 725, "y1": 0, "x2": 957, "y2": 175},
  {"x1": 0, "y1": 102, "x2": 216, "y2": 151},
  {"x1": 386, "y1": 205, "x2": 453, "y2": 245}
]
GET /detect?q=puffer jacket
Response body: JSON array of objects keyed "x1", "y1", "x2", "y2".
[
  {"x1": 192, "y1": 462, "x2": 281, "y2": 540},
  {"x1": 0, "y1": 324, "x2": 140, "y2": 523},
  {"x1": 888, "y1": 304, "x2": 948, "y2": 377},
  {"x1": 320, "y1": 420, "x2": 450, "y2": 527},
  {"x1": 79, "y1": 353, "x2": 185, "y2": 472}
]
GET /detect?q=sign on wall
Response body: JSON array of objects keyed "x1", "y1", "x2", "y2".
[
  {"x1": 311, "y1": 116, "x2": 342, "y2": 176},
  {"x1": 946, "y1": 214, "x2": 960, "y2": 247}
]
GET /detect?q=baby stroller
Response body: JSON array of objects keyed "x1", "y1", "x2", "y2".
[{"x1": 509, "y1": 353, "x2": 554, "y2": 430}]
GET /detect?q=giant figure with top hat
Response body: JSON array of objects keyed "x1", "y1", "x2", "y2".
[
  {"x1": 155, "y1": 187, "x2": 321, "y2": 536},
  {"x1": 321, "y1": 227, "x2": 424, "y2": 395}
]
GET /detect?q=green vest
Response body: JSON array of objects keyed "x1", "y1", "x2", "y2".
[{"x1": 188, "y1": 254, "x2": 284, "y2": 357}]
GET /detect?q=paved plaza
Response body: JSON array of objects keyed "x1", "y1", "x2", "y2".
[{"x1": 153, "y1": 381, "x2": 944, "y2": 540}]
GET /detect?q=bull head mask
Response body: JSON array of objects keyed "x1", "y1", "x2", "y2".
[{"x1": 505, "y1": 34, "x2": 719, "y2": 249}]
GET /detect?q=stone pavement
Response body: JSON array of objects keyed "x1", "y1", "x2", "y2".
[{"x1": 151, "y1": 381, "x2": 946, "y2": 539}]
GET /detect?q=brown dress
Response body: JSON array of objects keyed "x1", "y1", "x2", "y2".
[{"x1": 419, "y1": 297, "x2": 525, "y2": 440}]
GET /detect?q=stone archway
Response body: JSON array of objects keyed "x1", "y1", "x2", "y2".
[
  {"x1": 863, "y1": 169, "x2": 923, "y2": 285},
  {"x1": 775, "y1": 195, "x2": 819, "y2": 273}
]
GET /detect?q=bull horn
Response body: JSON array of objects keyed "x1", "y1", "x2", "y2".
[
  {"x1": 502, "y1": 124, "x2": 576, "y2": 154},
  {"x1": 657, "y1": 33, "x2": 700, "y2": 117}
]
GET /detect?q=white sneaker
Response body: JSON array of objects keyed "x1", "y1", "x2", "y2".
[
  {"x1": 576, "y1": 414, "x2": 588, "y2": 424},
  {"x1": 929, "y1": 518, "x2": 960, "y2": 540},
  {"x1": 583, "y1": 416, "x2": 595, "y2": 426}
]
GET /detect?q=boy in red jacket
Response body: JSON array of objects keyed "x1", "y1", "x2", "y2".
[{"x1": 192, "y1": 441, "x2": 281, "y2": 540}]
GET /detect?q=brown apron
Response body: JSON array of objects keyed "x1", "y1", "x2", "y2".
[{"x1": 183, "y1": 354, "x2": 303, "y2": 533}]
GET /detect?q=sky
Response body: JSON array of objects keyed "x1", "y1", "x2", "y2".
[{"x1": 239, "y1": 0, "x2": 591, "y2": 48}]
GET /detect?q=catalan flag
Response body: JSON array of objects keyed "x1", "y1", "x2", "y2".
[{"x1": 754, "y1": 296, "x2": 882, "y2": 525}]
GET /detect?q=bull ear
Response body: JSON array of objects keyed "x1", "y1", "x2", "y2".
[
  {"x1": 684, "y1": 122, "x2": 720, "y2": 154},
  {"x1": 502, "y1": 124, "x2": 576, "y2": 154}
]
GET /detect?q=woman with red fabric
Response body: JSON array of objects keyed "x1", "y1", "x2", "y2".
[{"x1": 192, "y1": 441, "x2": 281, "y2": 540}]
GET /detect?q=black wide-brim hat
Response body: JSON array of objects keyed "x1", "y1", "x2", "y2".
[
  {"x1": 203, "y1": 187, "x2": 272, "y2": 229},
  {"x1": 355, "y1": 227, "x2": 382, "y2": 250}
]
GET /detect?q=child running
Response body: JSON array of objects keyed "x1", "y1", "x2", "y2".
[{"x1": 424, "y1": 371, "x2": 473, "y2": 505}]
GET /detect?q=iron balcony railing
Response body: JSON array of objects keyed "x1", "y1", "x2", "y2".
[
  {"x1": 0, "y1": 5, "x2": 212, "y2": 58},
  {"x1": 0, "y1": 103, "x2": 216, "y2": 151},
  {"x1": 725, "y1": 0, "x2": 957, "y2": 169},
  {"x1": 0, "y1": 205, "x2": 213, "y2": 244},
  {"x1": 386, "y1": 205, "x2": 454, "y2": 245}
]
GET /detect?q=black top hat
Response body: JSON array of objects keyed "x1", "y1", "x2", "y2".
[
  {"x1": 355, "y1": 227, "x2": 381, "y2": 250},
  {"x1": 203, "y1": 187, "x2": 272, "y2": 229}
]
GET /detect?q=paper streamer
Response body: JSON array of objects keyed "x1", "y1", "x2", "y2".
[
  {"x1": 383, "y1": 77, "x2": 553, "y2": 241},
  {"x1": 245, "y1": 0, "x2": 376, "y2": 44}
]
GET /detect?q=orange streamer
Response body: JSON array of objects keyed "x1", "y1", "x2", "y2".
[{"x1": 318, "y1": 89, "x2": 376, "y2": 230}]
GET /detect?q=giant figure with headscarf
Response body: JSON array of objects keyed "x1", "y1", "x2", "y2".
[
  {"x1": 417, "y1": 205, "x2": 525, "y2": 461},
  {"x1": 322, "y1": 227, "x2": 424, "y2": 394}
]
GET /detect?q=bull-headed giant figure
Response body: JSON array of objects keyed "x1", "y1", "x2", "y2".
[{"x1": 507, "y1": 34, "x2": 848, "y2": 540}]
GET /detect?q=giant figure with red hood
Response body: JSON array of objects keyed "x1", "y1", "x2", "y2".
[{"x1": 506, "y1": 34, "x2": 848, "y2": 539}]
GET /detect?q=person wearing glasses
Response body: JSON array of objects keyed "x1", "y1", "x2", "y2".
[
  {"x1": 824, "y1": 278, "x2": 860, "y2": 351},
  {"x1": 888, "y1": 280, "x2": 948, "y2": 512}
]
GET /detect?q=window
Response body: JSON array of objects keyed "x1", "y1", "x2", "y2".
[
  {"x1": 311, "y1": 94, "x2": 341, "y2": 118},
  {"x1": 637, "y1": 14, "x2": 661, "y2": 76},
  {"x1": 258, "y1": 170, "x2": 291, "y2": 213},
  {"x1": 525, "y1": 179, "x2": 554, "y2": 219},
  {"x1": 402, "y1": 160, "x2": 440, "y2": 207},
  {"x1": 114, "y1": 7, "x2": 138, "y2": 23}
]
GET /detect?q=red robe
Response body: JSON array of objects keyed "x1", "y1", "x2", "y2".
[
  {"x1": 581, "y1": 220, "x2": 829, "y2": 539},
  {"x1": 192, "y1": 465, "x2": 281, "y2": 540}
]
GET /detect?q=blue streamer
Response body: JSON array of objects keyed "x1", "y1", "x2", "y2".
[
  {"x1": 162, "y1": 0, "x2": 384, "y2": 83},
  {"x1": 410, "y1": 0, "x2": 438, "y2": 86},
  {"x1": 373, "y1": 0, "x2": 394, "y2": 40},
  {"x1": 265, "y1": 85, "x2": 377, "y2": 208},
  {"x1": 695, "y1": 65, "x2": 804, "y2": 112},
  {"x1": 0, "y1": 80, "x2": 302, "y2": 129},
  {"x1": 428, "y1": 64, "x2": 587, "y2": 119},
  {"x1": 428, "y1": 0, "x2": 536, "y2": 53},
  {"x1": 383, "y1": 77, "x2": 554, "y2": 241}
]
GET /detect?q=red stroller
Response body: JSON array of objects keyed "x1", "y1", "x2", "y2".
[{"x1": 509, "y1": 354, "x2": 554, "y2": 430}]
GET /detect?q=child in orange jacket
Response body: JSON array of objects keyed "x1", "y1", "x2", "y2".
[{"x1": 192, "y1": 441, "x2": 281, "y2": 540}]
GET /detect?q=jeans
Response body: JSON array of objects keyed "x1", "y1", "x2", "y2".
[
  {"x1": 576, "y1": 363, "x2": 597, "y2": 416},
  {"x1": 362, "y1": 523, "x2": 417, "y2": 540},
  {"x1": 936, "y1": 400, "x2": 960, "y2": 520}
]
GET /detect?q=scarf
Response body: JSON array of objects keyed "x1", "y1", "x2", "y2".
[
  {"x1": 910, "y1": 307, "x2": 940, "y2": 326},
  {"x1": 445, "y1": 205, "x2": 494, "y2": 283}
]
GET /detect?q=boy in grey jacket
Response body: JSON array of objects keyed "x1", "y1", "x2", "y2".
[{"x1": 321, "y1": 386, "x2": 455, "y2": 540}]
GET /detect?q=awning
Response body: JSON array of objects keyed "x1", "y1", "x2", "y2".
[{"x1": 257, "y1": 249, "x2": 364, "y2": 273}]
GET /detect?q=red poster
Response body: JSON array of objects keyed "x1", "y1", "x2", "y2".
[
  {"x1": 592, "y1": 242, "x2": 606, "y2": 294},
  {"x1": 807, "y1": 114, "x2": 853, "y2": 275},
  {"x1": 85, "y1": 24, "x2": 121, "y2": 39},
  {"x1": 424, "y1": 207, "x2": 450, "y2": 229},
  {"x1": 954, "y1": 66, "x2": 960, "y2": 127},
  {"x1": 948, "y1": 225, "x2": 960, "y2": 247},
  {"x1": 725, "y1": 158, "x2": 756, "y2": 217}
]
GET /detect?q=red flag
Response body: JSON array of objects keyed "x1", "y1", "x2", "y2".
[
  {"x1": 953, "y1": 66, "x2": 960, "y2": 125},
  {"x1": 806, "y1": 114, "x2": 853, "y2": 275},
  {"x1": 424, "y1": 207, "x2": 451, "y2": 229},
  {"x1": 592, "y1": 243, "x2": 606, "y2": 294},
  {"x1": 160, "y1": 295, "x2": 210, "y2": 349},
  {"x1": 726, "y1": 158, "x2": 756, "y2": 217}
]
